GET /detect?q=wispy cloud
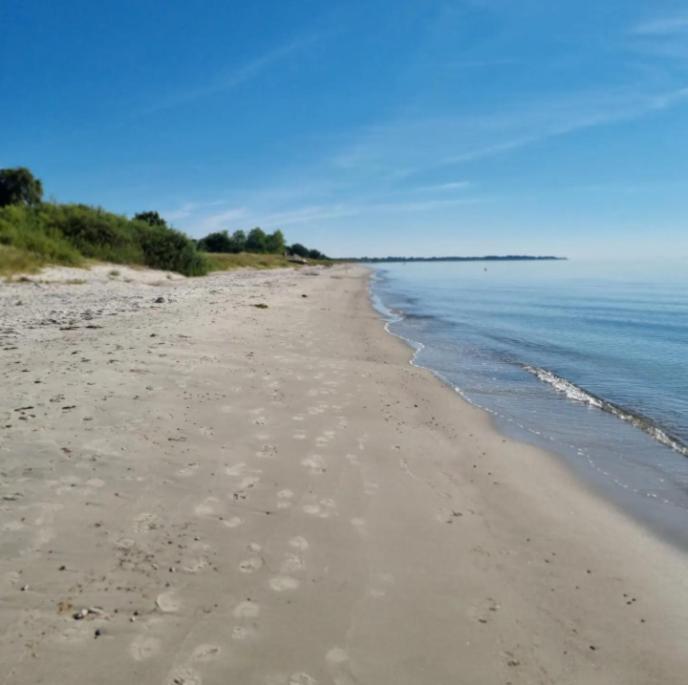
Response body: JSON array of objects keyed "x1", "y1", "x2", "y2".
[
  {"x1": 630, "y1": 14, "x2": 688, "y2": 36},
  {"x1": 141, "y1": 35, "x2": 317, "y2": 115},
  {"x1": 330, "y1": 85, "x2": 688, "y2": 179},
  {"x1": 415, "y1": 180, "x2": 472, "y2": 192},
  {"x1": 176, "y1": 194, "x2": 488, "y2": 236},
  {"x1": 162, "y1": 200, "x2": 226, "y2": 222}
]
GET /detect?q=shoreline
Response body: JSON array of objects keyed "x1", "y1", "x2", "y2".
[
  {"x1": 368, "y1": 265, "x2": 688, "y2": 553},
  {"x1": 1, "y1": 264, "x2": 687, "y2": 683}
]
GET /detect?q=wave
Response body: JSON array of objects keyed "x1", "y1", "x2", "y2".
[{"x1": 523, "y1": 365, "x2": 688, "y2": 458}]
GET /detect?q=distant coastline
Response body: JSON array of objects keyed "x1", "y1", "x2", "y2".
[{"x1": 346, "y1": 255, "x2": 566, "y2": 263}]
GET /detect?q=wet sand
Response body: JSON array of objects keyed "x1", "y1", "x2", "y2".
[{"x1": 1, "y1": 263, "x2": 687, "y2": 684}]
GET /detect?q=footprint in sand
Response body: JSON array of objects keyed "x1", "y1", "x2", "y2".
[
  {"x1": 133, "y1": 512, "x2": 162, "y2": 533},
  {"x1": 156, "y1": 590, "x2": 182, "y2": 613},
  {"x1": 181, "y1": 557, "x2": 209, "y2": 574},
  {"x1": 289, "y1": 536, "x2": 309, "y2": 551},
  {"x1": 223, "y1": 516, "x2": 243, "y2": 529},
  {"x1": 167, "y1": 666, "x2": 202, "y2": 685},
  {"x1": 277, "y1": 489, "x2": 294, "y2": 509},
  {"x1": 239, "y1": 557, "x2": 263, "y2": 573},
  {"x1": 269, "y1": 576, "x2": 300, "y2": 592},
  {"x1": 194, "y1": 497, "x2": 219, "y2": 517},
  {"x1": 280, "y1": 553, "x2": 306, "y2": 574},
  {"x1": 301, "y1": 455, "x2": 326, "y2": 474},
  {"x1": 232, "y1": 626, "x2": 257, "y2": 640},
  {"x1": 130, "y1": 634, "x2": 162, "y2": 661},
  {"x1": 292, "y1": 430, "x2": 307, "y2": 440},
  {"x1": 191, "y1": 644, "x2": 221, "y2": 662},
  {"x1": 350, "y1": 517, "x2": 367, "y2": 532},
  {"x1": 326, "y1": 647, "x2": 356, "y2": 685},
  {"x1": 302, "y1": 499, "x2": 336, "y2": 518},
  {"x1": 363, "y1": 481, "x2": 379, "y2": 495},
  {"x1": 256, "y1": 444, "x2": 278, "y2": 459},
  {"x1": 289, "y1": 674, "x2": 318, "y2": 685},
  {"x1": 233, "y1": 600, "x2": 260, "y2": 618},
  {"x1": 225, "y1": 463, "x2": 246, "y2": 477},
  {"x1": 177, "y1": 463, "x2": 199, "y2": 477}
]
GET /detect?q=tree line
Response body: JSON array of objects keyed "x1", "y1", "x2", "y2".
[
  {"x1": 0, "y1": 167, "x2": 328, "y2": 275},
  {"x1": 196, "y1": 228, "x2": 326, "y2": 260}
]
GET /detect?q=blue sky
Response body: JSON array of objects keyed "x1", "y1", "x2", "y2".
[{"x1": 2, "y1": 1, "x2": 688, "y2": 258}]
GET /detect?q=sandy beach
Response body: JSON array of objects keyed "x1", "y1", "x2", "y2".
[{"x1": 1, "y1": 263, "x2": 687, "y2": 685}]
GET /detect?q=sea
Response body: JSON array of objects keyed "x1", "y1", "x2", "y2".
[{"x1": 369, "y1": 259, "x2": 688, "y2": 549}]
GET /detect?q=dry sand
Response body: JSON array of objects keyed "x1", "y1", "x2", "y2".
[{"x1": 1, "y1": 263, "x2": 687, "y2": 684}]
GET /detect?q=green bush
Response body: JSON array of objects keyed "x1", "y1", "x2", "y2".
[
  {"x1": 0, "y1": 202, "x2": 208, "y2": 276},
  {"x1": 0, "y1": 205, "x2": 82, "y2": 265},
  {"x1": 135, "y1": 222, "x2": 209, "y2": 276}
]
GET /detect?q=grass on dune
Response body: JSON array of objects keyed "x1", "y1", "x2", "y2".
[
  {"x1": 0, "y1": 245, "x2": 55, "y2": 276},
  {"x1": 0, "y1": 205, "x2": 331, "y2": 279},
  {"x1": 205, "y1": 252, "x2": 332, "y2": 271},
  {"x1": 205, "y1": 252, "x2": 295, "y2": 271},
  {"x1": 0, "y1": 203, "x2": 208, "y2": 277}
]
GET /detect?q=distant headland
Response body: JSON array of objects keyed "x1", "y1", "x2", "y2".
[{"x1": 343, "y1": 255, "x2": 567, "y2": 263}]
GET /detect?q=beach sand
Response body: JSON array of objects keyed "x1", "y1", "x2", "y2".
[{"x1": 1, "y1": 263, "x2": 686, "y2": 684}]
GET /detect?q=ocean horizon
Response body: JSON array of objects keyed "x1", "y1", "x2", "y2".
[{"x1": 370, "y1": 258, "x2": 688, "y2": 549}]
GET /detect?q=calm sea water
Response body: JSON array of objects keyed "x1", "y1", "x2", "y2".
[{"x1": 370, "y1": 260, "x2": 688, "y2": 549}]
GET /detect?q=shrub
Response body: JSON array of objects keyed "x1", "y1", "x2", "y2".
[
  {"x1": 0, "y1": 201, "x2": 208, "y2": 276},
  {"x1": 134, "y1": 221, "x2": 209, "y2": 276},
  {"x1": 0, "y1": 167, "x2": 43, "y2": 207}
]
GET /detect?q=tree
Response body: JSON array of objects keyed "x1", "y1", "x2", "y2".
[
  {"x1": 308, "y1": 248, "x2": 325, "y2": 260},
  {"x1": 197, "y1": 230, "x2": 233, "y2": 253},
  {"x1": 289, "y1": 243, "x2": 309, "y2": 258},
  {"x1": 265, "y1": 229, "x2": 286, "y2": 254},
  {"x1": 0, "y1": 167, "x2": 43, "y2": 207},
  {"x1": 246, "y1": 227, "x2": 267, "y2": 253},
  {"x1": 230, "y1": 230, "x2": 246, "y2": 252},
  {"x1": 134, "y1": 211, "x2": 167, "y2": 227}
]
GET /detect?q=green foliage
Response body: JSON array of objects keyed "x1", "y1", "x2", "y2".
[
  {"x1": 246, "y1": 227, "x2": 268, "y2": 253},
  {"x1": 288, "y1": 243, "x2": 309, "y2": 258},
  {"x1": 134, "y1": 210, "x2": 167, "y2": 227},
  {"x1": 0, "y1": 205, "x2": 82, "y2": 265},
  {"x1": 0, "y1": 167, "x2": 326, "y2": 277},
  {"x1": 231, "y1": 230, "x2": 247, "y2": 252},
  {"x1": 265, "y1": 229, "x2": 286, "y2": 254},
  {"x1": 0, "y1": 167, "x2": 43, "y2": 207},
  {"x1": 0, "y1": 202, "x2": 208, "y2": 276},
  {"x1": 198, "y1": 227, "x2": 295, "y2": 256},
  {"x1": 197, "y1": 229, "x2": 249, "y2": 253},
  {"x1": 204, "y1": 252, "x2": 295, "y2": 271},
  {"x1": 135, "y1": 221, "x2": 209, "y2": 276}
]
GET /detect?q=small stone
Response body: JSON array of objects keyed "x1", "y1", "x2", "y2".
[
  {"x1": 154, "y1": 297, "x2": 165, "y2": 304},
  {"x1": 20, "y1": 584, "x2": 29, "y2": 592}
]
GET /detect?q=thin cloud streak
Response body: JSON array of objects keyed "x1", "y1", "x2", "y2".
[
  {"x1": 141, "y1": 35, "x2": 317, "y2": 116},
  {"x1": 179, "y1": 195, "x2": 488, "y2": 236},
  {"x1": 630, "y1": 14, "x2": 688, "y2": 36}
]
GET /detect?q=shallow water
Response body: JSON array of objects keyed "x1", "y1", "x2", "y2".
[{"x1": 370, "y1": 259, "x2": 688, "y2": 549}]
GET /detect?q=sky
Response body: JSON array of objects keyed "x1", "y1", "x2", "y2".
[{"x1": 2, "y1": 0, "x2": 688, "y2": 258}]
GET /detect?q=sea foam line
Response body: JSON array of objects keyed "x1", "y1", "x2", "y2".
[{"x1": 523, "y1": 365, "x2": 688, "y2": 459}]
